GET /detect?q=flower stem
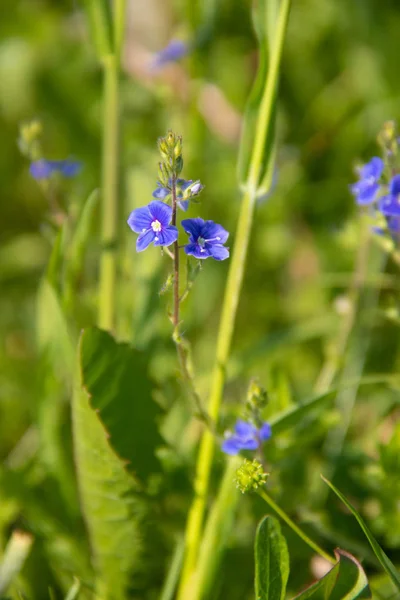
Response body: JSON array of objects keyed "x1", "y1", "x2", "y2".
[
  {"x1": 171, "y1": 175, "x2": 180, "y2": 331},
  {"x1": 98, "y1": 0, "x2": 126, "y2": 331},
  {"x1": 177, "y1": 0, "x2": 291, "y2": 594},
  {"x1": 171, "y1": 177, "x2": 212, "y2": 429},
  {"x1": 257, "y1": 488, "x2": 335, "y2": 564}
]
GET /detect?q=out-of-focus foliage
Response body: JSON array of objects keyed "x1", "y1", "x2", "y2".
[{"x1": 2, "y1": 0, "x2": 400, "y2": 598}]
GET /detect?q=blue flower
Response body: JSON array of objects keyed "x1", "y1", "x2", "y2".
[
  {"x1": 221, "y1": 420, "x2": 272, "y2": 456},
  {"x1": 350, "y1": 157, "x2": 384, "y2": 205},
  {"x1": 379, "y1": 174, "x2": 400, "y2": 217},
  {"x1": 152, "y1": 179, "x2": 203, "y2": 211},
  {"x1": 127, "y1": 201, "x2": 178, "y2": 252},
  {"x1": 181, "y1": 218, "x2": 229, "y2": 260},
  {"x1": 29, "y1": 158, "x2": 81, "y2": 180},
  {"x1": 151, "y1": 40, "x2": 189, "y2": 70}
]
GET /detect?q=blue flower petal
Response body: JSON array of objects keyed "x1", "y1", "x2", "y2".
[
  {"x1": 259, "y1": 422, "x2": 272, "y2": 441},
  {"x1": 29, "y1": 159, "x2": 54, "y2": 180},
  {"x1": 181, "y1": 218, "x2": 205, "y2": 241},
  {"x1": 238, "y1": 437, "x2": 259, "y2": 451},
  {"x1": 379, "y1": 195, "x2": 400, "y2": 217},
  {"x1": 127, "y1": 205, "x2": 152, "y2": 233},
  {"x1": 152, "y1": 186, "x2": 170, "y2": 199},
  {"x1": 151, "y1": 39, "x2": 189, "y2": 69},
  {"x1": 59, "y1": 159, "x2": 81, "y2": 177},
  {"x1": 136, "y1": 229, "x2": 155, "y2": 252},
  {"x1": 208, "y1": 244, "x2": 229, "y2": 261},
  {"x1": 148, "y1": 201, "x2": 173, "y2": 226},
  {"x1": 202, "y1": 221, "x2": 229, "y2": 244},
  {"x1": 221, "y1": 436, "x2": 242, "y2": 456},
  {"x1": 390, "y1": 174, "x2": 400, "y2": 196},
  {"x1": 352, "y1": 181, "x2": 380, "y2": 205},
  {"x1": 178, "y1": 200, "x2": 189, "y2": 211},
  {"x1": 360, "y1": 157, "x2": 384, "y2": 180},
  {"x1": 153, "y1": 226, "x2": 178, "y2": 247},
  {"x1": 235, "y1": 420, "x2": 257, "y2": 437},
  {"x1": 184, "y1": 242, "x2": 211, "y2": 259}
]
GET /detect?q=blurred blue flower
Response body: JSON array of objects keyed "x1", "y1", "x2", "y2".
[
  {"x1": 151, "y1": 40, "x2": 189, "y2": 69},
  {"x1": 127, "y1": 201, "x2": 178, "y2": 252},
  {"x1": 379, "y1": 174, "x2": 400, "y2": 217},
  {"x1": 181, "y1": 218, "x2": 229, "y2": 260},
  {"x1": 152, "y1": 178, "x2": 203, "y2": 211},
  {"x1": 221, "y1": 420, "x2": 272, "y2": 456},
  {"x1": 30, "y1": 158, "x2": 81, "y2": 180},
  {"x1": 350, "y1": 157, "x2": 384, "y2": 205}
]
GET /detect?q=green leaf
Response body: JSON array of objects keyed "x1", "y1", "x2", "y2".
[
  {"x1": 322, "y1": 476, "x2": 400, "y2": 592},
  {"x1": 330, "y1": 550, "x2": 371, "y2": 600},
  {"x1": 80, "y1": 326, "x2": 163, "y2": 482},
  {"x1": 72, "y1": 379, "x2": 143, "y2": 599},
  {"x1": 255, "y1": 515, "x2": 290, "y2": 600},
  {"x1": 293, "y1": 549, "x2": 370, "y2": 600},
  {"x1": 65, "y1": 189, "x2": 99, "y2": 294},
  {"x1": 237, "y1": 0, "x2": 277, "y2": 189},
  {"x1": 270, "y1": 391, "x2": 336, "y2": 435}
]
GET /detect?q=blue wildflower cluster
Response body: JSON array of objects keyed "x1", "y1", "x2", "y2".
[
  {"x1": 222, "y1": 379, "x2": 272, "y2": 457},
  {"x1": 350, "y1": 122, "x2": 400, "y2": 239},
  {"x1": 127, "y1": 131, "x2": 229, "y2": 260},
  {"x1": 30, "y1": 158, "x2": 81, "y2": 180}
]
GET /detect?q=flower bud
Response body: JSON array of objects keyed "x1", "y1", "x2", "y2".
[{"x1": 235, "y1": 459, "x2": 269, "y2": 494}]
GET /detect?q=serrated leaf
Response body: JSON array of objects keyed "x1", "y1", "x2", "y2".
[
  {"x1": 72, "y1": 382, "x2": 143, "y2": 600},
  {"x1": 322, "y1": 476, "x2": 400, "y2": 592},
  {"x1": 293, "y1": 549, "x2": 370, "y2": 600},
  {"x1": 80, "y1": 326, "x2": 163, "y2": 482},
  {"x1": 255, "y1": 515, "x2": 290, "y2": 600}
]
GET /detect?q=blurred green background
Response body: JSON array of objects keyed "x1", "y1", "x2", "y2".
[{"x1": 2, "y1": 0, "x2": 400, "y2": 598}]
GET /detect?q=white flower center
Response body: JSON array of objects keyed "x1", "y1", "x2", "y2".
[{"x1": 151, "y1": 219, "x2": 162, "y2": 232}]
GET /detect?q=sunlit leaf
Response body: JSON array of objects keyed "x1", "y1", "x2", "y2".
[{"x1": 255, "y1": 515, "x2": 290, "y2": 600}]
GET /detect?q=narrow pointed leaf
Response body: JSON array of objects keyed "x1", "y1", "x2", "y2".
[
  {"x1": 322, "y1": 476, "x2": 400, "y2": 591},
  {"x1": 255, "y1": 515, "x2": 290, "y2": 600}
]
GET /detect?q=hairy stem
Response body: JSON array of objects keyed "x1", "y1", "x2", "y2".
[{"x1": 171, "y1": 178, "x2": 212, "y2": 428}]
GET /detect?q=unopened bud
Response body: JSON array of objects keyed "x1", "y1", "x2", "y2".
[{"x1": 235, "y1": 459, "x2": 269, "y2": 494}]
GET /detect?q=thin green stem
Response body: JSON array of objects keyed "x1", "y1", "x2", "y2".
[
  {"x1": 177, "y1": 0, "x2": 291, "y2": 594},
  {"x1": 98, "y1": 54, "x2": 120, "y2": 331},
  {"x1": 257, "y1": 489, "x2": 335, "y2": 565}
]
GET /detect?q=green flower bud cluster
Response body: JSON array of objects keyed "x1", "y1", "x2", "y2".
[
  {"x1": 18, "y1": 119, "x2": 43, "y2": 160},
  {"x1": 244, "y1": 379, "x2": 269, "y2": 428},
  {"x1": 235, "y1": 459, "x2": 269, "y2": 494},
  {"x1": 157, "y1": 130, "x2": 183, "y2": 185},
  {"x1": 377, "y1": 120, "x2": 398, "y2": 158}
]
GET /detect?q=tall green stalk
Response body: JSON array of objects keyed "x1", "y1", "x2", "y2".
[
  {"x1": 177, "y1": 0, "x2": 292, "y2": 595},
  {"x1": 88, "y1": 0, "x2": 126, "y2": 331}
]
